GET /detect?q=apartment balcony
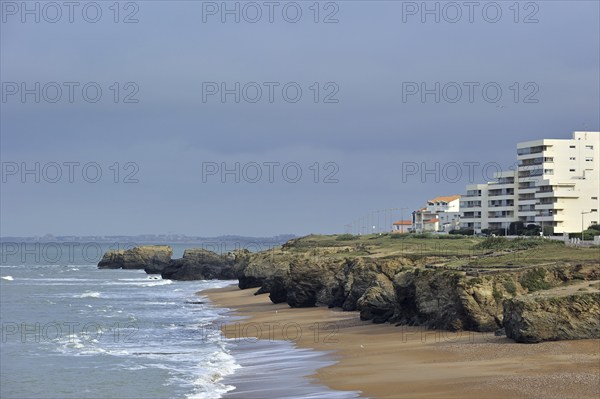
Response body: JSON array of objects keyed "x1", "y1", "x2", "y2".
[
  {"x1": 490, "y1": 196, "x2": 516, "y2": 203},
  {"x1": 518, "y1": 211, "x2": 537, "y2": 218},
  {"x1": 517, "y1": 145, "x2": 552, "y2": 157},
  {"x1": 518, "y1": 187, "x2": 537, "y2": 194},
  {"x1": 537, "y1": 202, "x2": 564, "y2": 210},
  {"x1": 462, "y1": 212, "x2": 482, "y2": 217},
  {"x1": 488, "y1": 206, "x2": 515, "y2": 212},
  {"x1": 519, "y1": 192, "x2": 537, "y2": 198},
  {"x1": 519, "y1": 181, "x2": 537, "y2": 188},
  {"x1": 519, "y1": 199, "x2": 537, "y2": 206},
  {"x1": 518, "y1": 208, "x2": 536, "y2": 213},
  {"x1": 518, "y1": 169, "x2": 550, "y2": 178},
  {"x1": 460, "y1": 201, "x2": 481, "y2": 209},
  {"x1": 535, "y1": 191, "x2": 554, "y2": 198},
  {"x1": 489, "y1": 182, "x2": 516, "y2": 190},
  {"x1": 461, "y1": 205, "x2": 481, "y2": 210},
  {"x1": 518, "y1": 157, "x2": 554, "y2": 167},
  {"x1": 488, "y1": 211, "x2": 515, "y2": 219},
  {"x1": 496, "y1": 178, "x2": 515, "y2": 185}
]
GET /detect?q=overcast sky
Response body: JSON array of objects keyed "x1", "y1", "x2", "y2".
[{"x1": 1, "y1": 0, "x2": 599, "y2": 237}]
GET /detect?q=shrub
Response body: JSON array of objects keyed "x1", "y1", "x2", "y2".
[
  {"x1": 569, "y1": 229, "x2": 600, "y2": 240},
  {"x1": 520, "y1": 268, "x2": 552, "y2": 292},
  {"x1": 449, "y1": 229, "x2": 474, "y2": 236},
  {"x1": 503, "y1": 279, "x2": 517, "y2": 295},
  {"x1": 437, "y1": 234, "x2": 465, "y2": 239},
  {"x1": 509, "y1": 221, "x2": 525, "y2": 235},
  {"x1": 412, "y1": 233, "x2": 435, "y2": 239},
  {"x1": 473, "y1": 236, "x2": 508, "y2": 250},
  {"x1": 336, "y1": 234, "x2": 356, "y2": 241},
  {"x1": 390, "y1": 233, "x2": 409, "y2": 239},
  {"x1": 473, "y1": 236, "x2": 546, "y2": 251},
  {"x1": 492, "y1": 285, "x2": 503, "y2": 302}
]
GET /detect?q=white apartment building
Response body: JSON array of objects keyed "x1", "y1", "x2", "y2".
[
  {"x1": 413, "y1": 195, "x2": 462, "y2": 233},
  {"x1": 461, "y1": 171, "x2": 517, "y2": 233},
  {"x1": 460, "y1": 131, "x2": 600, "y2": 234}
]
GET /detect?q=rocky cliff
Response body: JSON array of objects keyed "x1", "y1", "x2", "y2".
[
  {"x1": 97, "y1": 246, "x2": 235, "y2": 280},
  {"x1": 160, "y1": 249, "x2": 235, "y2": 280},
  {"x1": 238, "y1": 245, "x2": 600, "y2": 334},
  {"x1": 503, "y1": 292, "x2": 600, "y2": 343},
  {"x1": 97, "y1": 245, "x2": 173, "y2": 271}
]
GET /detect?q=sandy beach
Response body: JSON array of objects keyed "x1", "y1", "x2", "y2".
[{"x1": 202, "y1": 285, "x2": 600, "y2": 399}]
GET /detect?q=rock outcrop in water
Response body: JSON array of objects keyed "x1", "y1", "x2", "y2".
[
  {"x1": 98, "y1": 246, "x2": 236, "y2": 280},
  {"x1": 160, "y1": 249, "x2": 236, "y2": 280},
  {"x1": 97, "y1": 245, "x2": 173, "y2": 272},
  {"x1": 503, "y1": 292, "x2": 600, "y2": 343}
]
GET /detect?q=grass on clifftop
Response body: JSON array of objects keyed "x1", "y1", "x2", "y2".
[{"x1": 278, "y1": 233, "x2": 599, "y2": 268}]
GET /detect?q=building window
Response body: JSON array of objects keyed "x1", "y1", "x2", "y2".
[
  {"x1": 586, "y1": 145, "x2": 594, "y2": 150},
  {"x1": 569, "y1": 169, "x2": 575, "y2": 172},
  {"x1": 569, "y1": 157, "x2": 576, "y2": 160},
  {"x1": 585, "y1": 157, "x2": 593, "y2": 162},
  {"x1": 570, "y1": 145, "x2": 576, "y2": 148}
]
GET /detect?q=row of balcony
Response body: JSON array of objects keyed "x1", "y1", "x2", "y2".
[
  {"x1": 518, "y1": 157, "x2": 554, "y2": 166},
  {"x1": 517, "y1": 145, "x2": 551, "y2": 156}
]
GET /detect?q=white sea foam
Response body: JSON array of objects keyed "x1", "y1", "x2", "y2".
[
  {"x1": 1, "y1": 275, "x2": 14, "y2": 280},
  {"x1": 187, "y1": 350, "x2": 240, "y2": 399},
  {"x1": 141, "y1": 279, "x2": 173, "y2": 287},
  {"x1": 77, "y1": 291, "x2": 101, "y2": 298}
]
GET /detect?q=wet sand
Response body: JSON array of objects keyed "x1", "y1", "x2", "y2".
[{"x1": 202, "y1": 285, "x2": 600, "y2": 399}]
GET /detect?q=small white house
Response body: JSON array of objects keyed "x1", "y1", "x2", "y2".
[
  {"x1": 413, "y1": 195, "x2": 462, "y2": 233},
  {"x1": 392, "y1": 220, "x2": 412, "y2": 233}
]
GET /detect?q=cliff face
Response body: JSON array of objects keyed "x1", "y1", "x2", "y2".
[
  {"x1": 160, "y1": 249, "x2": 235, "y2": 280},
  {"x1": 503, "y1": 293, "x2": 600, "y2": 343},
  {"x1": 98, "y1": 246, "x2": 235, "y2": 280},
  {"x1": 238, "y1": 252, "x2": 600, "y2": 334},
  {"x1": 98, "y1": 245, "x2": 173, "y2": 271}
]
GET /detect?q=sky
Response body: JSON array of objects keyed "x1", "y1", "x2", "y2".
[{"x1": 1, "y1": 0, "x2": 599, "y2": 237}]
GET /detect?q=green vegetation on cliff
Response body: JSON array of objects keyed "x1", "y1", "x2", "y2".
[{"x1": 279, "y1": 233, "x2": 598, "y2": 268}]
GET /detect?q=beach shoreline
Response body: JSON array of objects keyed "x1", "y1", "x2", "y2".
[{"x1": 201, "y1": 285, "x2": 600, "y2": 399}]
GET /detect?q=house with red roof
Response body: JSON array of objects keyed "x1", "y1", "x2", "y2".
[{"x1": 412, "y1": 195, "x2": 462, "y2": 233}]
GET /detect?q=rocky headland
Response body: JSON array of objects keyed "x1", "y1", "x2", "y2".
[
  {"x1": 232, "y1": 234, "x2": 600, "y2": 342},
  {"x1": 98, "y1": 234, "x2": 600, "y2": 343}
]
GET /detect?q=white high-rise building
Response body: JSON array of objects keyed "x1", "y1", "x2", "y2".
[{"x1": 460, "y1": 131, "x2": 599, "y2": 234}]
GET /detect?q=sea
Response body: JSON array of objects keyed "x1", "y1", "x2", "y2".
[{"x1": 0, "y1": 242, "x2": 361, "y2": 399}]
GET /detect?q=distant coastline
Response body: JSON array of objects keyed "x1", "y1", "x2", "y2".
[{"x1": 0, "y1": 234, "x2": 297, "y2": 244}]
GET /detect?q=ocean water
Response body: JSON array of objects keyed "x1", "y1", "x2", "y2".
[{"x1": 0, "y1": 243, "x2": 362, "y2": 399}]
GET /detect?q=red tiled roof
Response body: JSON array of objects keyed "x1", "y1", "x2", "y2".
[{"x1": 393, "y1": 220, "x2": 412, "y2": 225}]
